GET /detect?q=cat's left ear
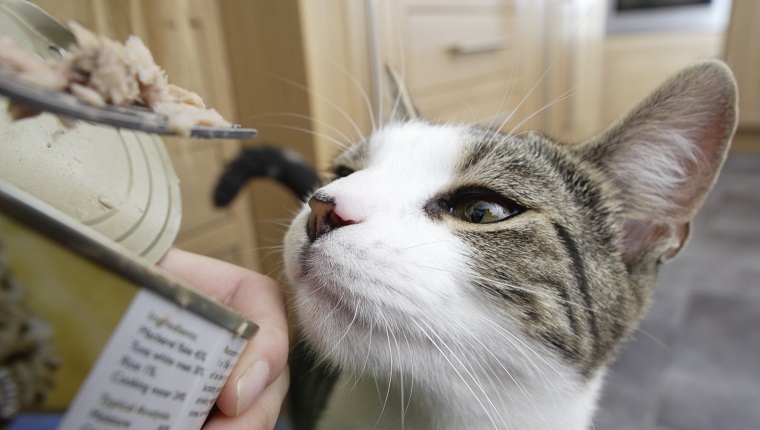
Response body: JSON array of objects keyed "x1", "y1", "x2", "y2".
[
  {"x1": 578, "y1": 60, "x2": 738, "y2": 264},
  {"x1": 385, "y1": 64, "x2": 421, "y2": 123}
]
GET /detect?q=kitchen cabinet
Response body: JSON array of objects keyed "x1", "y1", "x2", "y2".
[
  {"x1": 381, "y1": 0, "x2": 605, "y2": 140},
  {"x1": 724, "y1": 0, "x2": 760, "y2": 130}
]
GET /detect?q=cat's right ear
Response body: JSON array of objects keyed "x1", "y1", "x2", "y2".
[
  {"x1": 577, "y1": 60, "x2": 737, "y2": 266},
  {"x1": 385, "y1": 64, "x2": 421, "y2": 123}
]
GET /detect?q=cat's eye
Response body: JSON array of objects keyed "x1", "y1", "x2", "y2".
[
  {"x1": 331, "y1": 165, "x2": 355, "y2": 179},
  {"x1": 445, "y1": 189, "x2": 523, "y2": 224},
  {"x1": 452, "y1": 200, "x2": 513, "y2": 223}
]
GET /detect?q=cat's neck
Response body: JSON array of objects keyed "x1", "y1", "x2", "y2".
[{"x1": 314, "y1": 368, "x2": 604, "y2": 430}]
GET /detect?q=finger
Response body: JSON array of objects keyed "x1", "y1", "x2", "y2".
[
  {"x1": 202, "y1": 367, "x2": 290, "y2": 430},
  {"x1": 158, "y1": 248, "x2": 275, "y2": 304},
  {"x1": 158, "y1": 249, "x2": 289, "y2": 416}
]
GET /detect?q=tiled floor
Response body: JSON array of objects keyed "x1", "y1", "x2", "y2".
[{"x1": 594, "y1": 154, "x2": 760, "y2": 430}]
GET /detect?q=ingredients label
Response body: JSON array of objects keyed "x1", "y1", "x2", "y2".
[{"x1": 59, "y1": 289, "x2": 247, "y2": 430}]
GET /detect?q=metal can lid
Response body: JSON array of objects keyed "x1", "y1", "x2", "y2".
[{"x1": 0, "y1": 0, "x2": 182, "y2": 264}]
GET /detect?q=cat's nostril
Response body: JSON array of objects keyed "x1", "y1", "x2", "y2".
[{"x1": 307, "y1": 195, "x2": 358, "y2": 242}]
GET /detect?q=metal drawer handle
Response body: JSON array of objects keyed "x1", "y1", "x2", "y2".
[{"x1": 449, "y1": 37, "x2": 511, "y2": 56}]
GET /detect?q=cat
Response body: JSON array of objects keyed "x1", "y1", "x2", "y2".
[{"x1": 275, "y1": 59, "x2": 738, "y2": 430}]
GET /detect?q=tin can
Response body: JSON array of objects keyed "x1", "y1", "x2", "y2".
[{"x1": 0, "y1": 180, "x2": 257, "y2": 430}]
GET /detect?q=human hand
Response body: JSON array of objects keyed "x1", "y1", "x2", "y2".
[{"x1": 158, "y1": 249, "x2": 289, "y2": 430}]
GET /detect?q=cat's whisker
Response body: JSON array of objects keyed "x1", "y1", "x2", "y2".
[
  {"x1": 503, "y1": 85, "x2": 582, "y2": 139},
  {"x1": 299, "y1": 269, "x2": 355, "y2": 328},
  {"x1": 490, "y1": 0, "x2": 603, "y2": 144},
  {"x1": 415, "y1": 317, "x2": 507, "y2": 426},
  {"x1": 435, "y1": 302, "x2": 567, "y2": 413},
  {"x1": 253, "y1": 219, "x2": 295, "y2": 231},
  {"x1": 323, "y1": 289, "x2": 349, "y2": 324},
  {"x1": 328, "y1": 59, "x2": 378, "y2": 134},
  {"x1": 351, "y1": 306, "x2": 375, "y2": 391},
  {"x1": 388, "y1": 86, "x2": 402, "y2": 126},
  {"x1": 373, "y1": 309, "x2": 397, "y2": 429},
  {"x1": 443, "y1": 311, "x2": 557, "y2": 406},
  {"x1": 386, "y1": 312, "x2": 408, "y2": 430},
  {"x1": 252, "y1": 243, "x2": 287, "y2": 255},
  {"x1": 382, "y1": 0, "x2": 411, "y2": 128},
  {"x1": 432, "y1": 310, "x2": 519, "y2": 414},
  {"x1": 410, "y1": 318, "x2": 507, "y2": 430},
  {"x1": 472, "y1": 312, "x2": 576, "y2": 393},
  {"x1": 399, "y1": 239, "x2": 457, "y2": 251},
  {"x1": 484, "y1": 47, "x2": 523, "y2": 142},
  {"x1": 247, "y1": 111, "x2": 357, "y2": 146},
  {"x1": 257, "y1": 123, "x2": 349, "y2": 150},
  {"x1": 400, "y1": 326, "x2": 415, "y2": 421},
  {"x1": 270, "y1": 74, "x2": 368, "y2": 144},
  {"x1": 385, "y1": 56, "x2": 408, "y2": 127},
  {"x1": 490, "y1": 63, "x2": 555, "y2": 144}
]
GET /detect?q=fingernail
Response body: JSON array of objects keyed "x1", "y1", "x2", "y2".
[{"x1": 236, "y1": 361, "x2": 270, "y2": 415}]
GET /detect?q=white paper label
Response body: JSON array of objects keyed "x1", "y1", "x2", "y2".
[{"x1": 59, "y1": 289, "x2": 248, "y2": 430}]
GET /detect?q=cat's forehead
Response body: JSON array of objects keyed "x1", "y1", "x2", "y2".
[
  {"x1": 370, "y1": 122, "x2": 472, "y2": 168},
  {"x1": 339, "y1": 121, "x2": 534, "y2": 171},
  {"x1": 340, "y1": 122, "x2": 566, "y2": 195}
]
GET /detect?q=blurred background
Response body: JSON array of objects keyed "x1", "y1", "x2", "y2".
[
  {"x1": 31, "y1": 0, "x2": 758, "y2": 276},
  {"x1": 21, "y1": 1, "x2": 760, "y2": 429}
]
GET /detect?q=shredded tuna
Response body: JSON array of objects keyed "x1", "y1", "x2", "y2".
[
  {"x1": 0, "y1": 38, "x2": 67, "y2": 90},
  {"x1": 0, "y1": 21, "x2": 232, "y2": 136}
]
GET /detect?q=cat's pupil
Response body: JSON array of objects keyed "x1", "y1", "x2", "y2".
[
  {"x1": 470, "y1": 204, "x2": 487, "y2": 223},
  {"x1": 453, "y1": 200, "x2": 513, "y2": 224}
]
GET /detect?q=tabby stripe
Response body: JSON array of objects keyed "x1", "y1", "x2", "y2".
[
  {"x1": 552, "y1": 222, "x2": 599, "y2": 374},
  {"x1": 543, "y1": 333, "x2": 581, "y2": 362},
  {"x1": 548, "y1": 278, "x2": 579, "y2": 337}
]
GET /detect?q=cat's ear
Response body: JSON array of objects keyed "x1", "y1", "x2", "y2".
[
  {"x1": 578, "y1": 60, "x2": 737, "y2": 265},
  {"x1": 385, "y1": 64, "x2": 421, "y2": 122}
]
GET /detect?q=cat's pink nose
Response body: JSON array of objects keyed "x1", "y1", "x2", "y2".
[{"x1": 307, "y1": 194, "x2": 358, "y2": 242}]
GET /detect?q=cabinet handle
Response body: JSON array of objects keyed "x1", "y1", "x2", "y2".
[{"x1": 448, "y1": 37, "x2": 510, "y2": 56}]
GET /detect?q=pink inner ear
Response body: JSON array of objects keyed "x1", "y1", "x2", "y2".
[
  {"x1": 667, "y1": 112, "x2": 732, "y2": 221},
  {"x1": 621, "y1": 217, "x2": 692, "y2": 265},
  {"x1": 621, "y1": 219, "x2": 670, "y2": 265}
]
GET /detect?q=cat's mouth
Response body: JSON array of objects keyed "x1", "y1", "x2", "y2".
[
  {"x1": 295, "y1": 274, "x2": 378, "y2": 337},
  {"x1": 295, "y1": 244, "x2": 408, "y2": 334}
]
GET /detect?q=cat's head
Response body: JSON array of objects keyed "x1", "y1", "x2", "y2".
[{"x1": 284, "y1": 61, "x2": 737, "y2": 385}]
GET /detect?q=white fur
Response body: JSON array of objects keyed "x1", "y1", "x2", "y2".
[
  {"x1": 316, "y1": 371, "x2": 604, "y2": 430},
  {"x1": 284, "y1": 122, "x2": 602, "y2": 430}
]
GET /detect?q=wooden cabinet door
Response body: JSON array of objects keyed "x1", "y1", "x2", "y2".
[{"x1": 725, "y1": 0, "x2": 760, "y2": 130}]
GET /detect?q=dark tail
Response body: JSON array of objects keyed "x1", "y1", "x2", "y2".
[{"x1": 213, "y1": 145, "x2": 320, "y2": 207}]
